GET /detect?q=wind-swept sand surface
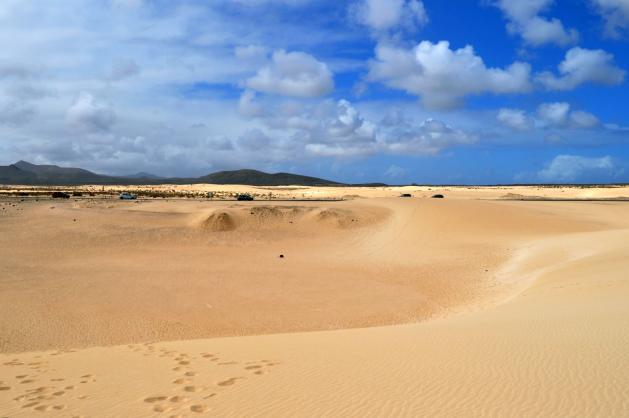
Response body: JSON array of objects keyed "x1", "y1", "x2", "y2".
[{"x1": 1, "y1": 185, "x2": 629, "y2": 417}]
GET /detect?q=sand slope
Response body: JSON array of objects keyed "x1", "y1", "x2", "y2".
[
  {"x1": 0, "y1": 197, "x2": 610, "y2": 352},
  {"x1": 1, "y1": 187, "x2": 629, "y2": 416}
]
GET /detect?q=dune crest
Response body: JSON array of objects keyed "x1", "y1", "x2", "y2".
[
  {"x1": 201, "y1": 211, "x2": 237, "y2": 232},
  {"x1": 195, "y1": 204, "x2": 382, "y2": 233}
]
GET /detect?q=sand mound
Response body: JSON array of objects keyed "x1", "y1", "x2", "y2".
[
  {"x1": 313, "y1": 208, "x2": 358, "y2": 228},
  {"x1": 248, "y1": 206, "x2": 285, "y2": 220},
  {"x1": 239, "y1": 205, "x2": 367, "y2": 230},
  {"x1": 201, "y1": 211, "x2": 237, "y2": 231}
]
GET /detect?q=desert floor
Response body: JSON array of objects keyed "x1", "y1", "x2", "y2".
[{"x1": 1, "y1": 185, "x2": 629, "y2": 417}]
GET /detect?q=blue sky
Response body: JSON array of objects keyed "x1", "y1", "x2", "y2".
[{"x1": 0, "y1": 0, "x2": 627, "y2": 184}]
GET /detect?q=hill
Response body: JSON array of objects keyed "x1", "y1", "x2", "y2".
[
  {"x1": 10, "y1": 160, "x2": 115, "y2": 184},
  {"x1": 198, "y1": 169, "x2": 341, "y2": 186},
  {"x1": 0, "y1": 161, "x2": 343, "y2": 186}
]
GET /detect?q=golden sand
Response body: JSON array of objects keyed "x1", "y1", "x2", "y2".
[{"x1": 1, "y1": 185, "x2": 628, "y2": 417}]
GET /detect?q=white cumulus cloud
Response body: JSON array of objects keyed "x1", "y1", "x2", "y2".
[
  {"x1": 498, "y1": 103, "x2": 600, "y2": 131},
  {"x1": 570, "y1": 110, "x2": 600, "y2": 128},
  {"x1": 495, "y1": 0, "x2": 578, "y2": 46},
  {"x1": 66, "y1": 92, "x2": 116, "y2": 133},
  {"x1": 591, "y1": 0, "x2": 629, "y2": 37},
  {"x1": 353, "y1": 0, "x2": 428, "y2": 33},
  {"x1": 238, "y1": 94, "x2": 476, "y2": 157},
  {"x1": 537, "y1": 102, "x2": 571, "y2": 126},
  {"x1": 537, "y1": 47, "x2": 625, "y2": 90},
  {"x1": 497, "y1": 108, "x2": 533, "y2": 131},
  {"x1": 368, "y1": 40, "x2": 532, "y2": 109},
  {"x1": 246, "y1": 50, "x2": 334, "y2": 98}
]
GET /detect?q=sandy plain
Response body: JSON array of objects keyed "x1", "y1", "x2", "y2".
[{"x1": 1, "y1": 184, "x2": 629, "y2": 417}]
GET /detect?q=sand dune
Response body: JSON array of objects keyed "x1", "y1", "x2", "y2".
[{"x1": 1, "y1": 186, "x2": 629, "y2": 416}]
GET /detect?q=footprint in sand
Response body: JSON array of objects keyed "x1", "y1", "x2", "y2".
[
  {"x1": 244, "y1": 359, "x2": 281, "y2": 375},
  {"x1": 29, "y1": 386, "x2": 51, "y2": 394},
  {"x1": 144, "y1": 396, "x2": 168, "y2": 403},
  {"x1": 0, "y1": 386, "x2": 10, "y2": 391},
  {"x1": 169, "y1": 395, "x2": 189, "y2": 403},
  {"x1": 34, "y1": 405, "x2": 53, "y2": 412},
  {"x1": 183, "y1": 385, "x2": 200, "y2": 392},
  {"x1": 216, "y1": 377, "x2": 242, "y2": 387},
  {"x1": 190, "y1": 405, "x2": 209, "y2": 413},
  {"x1": 153, "y1": 404, "x2": 170, "y2": 413},
  {"x1": 184, "y1": 371, "x2": 196, "y2": 377}
]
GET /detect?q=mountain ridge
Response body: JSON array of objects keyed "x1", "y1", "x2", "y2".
[{"x1": 0, "y1": 161, "x2": 344, "y2": 186}]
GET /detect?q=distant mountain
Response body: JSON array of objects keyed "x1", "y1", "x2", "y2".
[
  {"x1": 0, "y1": 161, "x2": 116, "y2": 185},
  {"x1": 0, "y1": 161, "x2": 344, "y2": 186},
  {"x1": 0, "y1": 164, "x2": 35, "y2": 184},
  {"x1": 198, "y1": 169, "x2": 341, "y2": 186},
  {"x1": 122, "y1": 172, "x2": 164, "y2": 180}
]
